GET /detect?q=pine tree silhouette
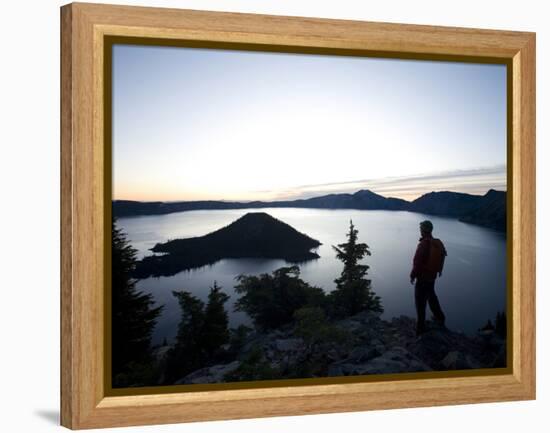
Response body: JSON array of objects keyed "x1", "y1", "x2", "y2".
[
  {"x1": 164, "y1": 291, "x2": 206, "y2": 384},
  {"x1": 112, "y1": 220, "x2": 163, "y2": 387},
  {"x1": 203, "y1": 282, "x2": 231, "y2": 358},
  {"x1": 164, "y1": 283, "x2": 231, "y2": 384},
  {"x1": 330, "y1": 220, "x2": 383, "y2": 317}
]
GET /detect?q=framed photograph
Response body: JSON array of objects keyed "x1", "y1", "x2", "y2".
[{"x1": 60, "y1": 2, "x2": 535, "y2": 429}]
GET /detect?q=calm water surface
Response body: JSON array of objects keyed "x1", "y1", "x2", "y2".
[{"x1": 117, "y1": 208, "x2": 507, "y2": 344}]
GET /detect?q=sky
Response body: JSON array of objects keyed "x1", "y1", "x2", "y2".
[{"x1": 112, "y1": 44, "x2": 507, "y2": 202}]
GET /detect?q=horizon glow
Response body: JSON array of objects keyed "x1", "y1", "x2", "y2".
[{"x1": 112, "y1": 45, "x2": 507, "y2": 202}]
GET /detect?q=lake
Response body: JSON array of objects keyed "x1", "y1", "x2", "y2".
[{"x1": 116, "y1": 208, "x2": 507, "y2": 344}]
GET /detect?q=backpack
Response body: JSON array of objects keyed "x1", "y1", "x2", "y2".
[{"x1": 426, "y1": 238, "x2": 446, "y2": 274}]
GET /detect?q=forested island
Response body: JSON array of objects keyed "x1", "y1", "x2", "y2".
[
  {"x1": 134, "y1": 213, "x2": 321, "y2": 278},
  {"x1": 113, "y1": 188, "x2": 506, "y2": 232}
]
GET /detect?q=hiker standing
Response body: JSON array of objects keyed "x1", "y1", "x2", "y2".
[{"x1": 410, "y1": 220, "x2": 447, "y2": 336}]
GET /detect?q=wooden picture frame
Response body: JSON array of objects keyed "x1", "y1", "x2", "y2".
[{"x1": 60, "y1": 2, "x2": 536, "y2": 429}]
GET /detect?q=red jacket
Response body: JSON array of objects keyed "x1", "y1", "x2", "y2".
[{"x1": 410, "y1": 234, "x2": 447, "y2": 282}]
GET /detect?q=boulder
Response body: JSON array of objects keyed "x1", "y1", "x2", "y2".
[
  {"x1": 440, "y1": 351, "x2": 482, "y2": 370},
  {"x1": 358, "y1": 347, "x2": 432, "y2": 374},
  {"x1": 410, "y1": 328, "x2": 456, "y2": 366},
  {"x1": 328, "y1": 347, "x2": 431, "y2": 376},
  {"x1": 176, "y1": 360, "x2": 240, "y2": 385},
  {"x1": 346, "y1": 345, "x2": 382, "y2": 363},
  {"x1": 327, "y1": 364, "x2": 345, "y2": 376},
  {"x1": 274, "y1": 338, "x2": 303, "y2": 352}
]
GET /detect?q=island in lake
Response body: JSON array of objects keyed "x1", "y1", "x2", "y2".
[{"x1": 133, "y1": 212, "x2": 322, "y2": 278}]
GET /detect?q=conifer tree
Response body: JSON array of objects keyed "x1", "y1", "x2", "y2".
[
  {"x1": 234, "y1": 266, "x2": 326, "y2": 330},
  {"x1": 164, "y1": 284, "x2": 231, "y2": 384},
  {"x1": 112, "y1": 220, "x2": 163, "y2": 386},
  {"x1": 164, "y1": 291, "x2": 206, "y2": 383},
  {"x1": 203, "y1": 282, "x2": 230, "y2": 358},
  {"x1": 330, "y1": 220, "x2": 382, "y2": 317}
]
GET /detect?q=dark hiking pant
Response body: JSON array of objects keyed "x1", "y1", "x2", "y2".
[{"x1": 415, "y1": 279, "x2": 445, "y2": 335}]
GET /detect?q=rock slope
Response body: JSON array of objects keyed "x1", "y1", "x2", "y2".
[{"x1": 166, "y1": 311, "x2": 506, "y2": 385}]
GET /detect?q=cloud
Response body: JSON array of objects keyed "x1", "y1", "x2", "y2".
[{"x1": 250, "y1": 164, "x2": 506, "y2": 201}]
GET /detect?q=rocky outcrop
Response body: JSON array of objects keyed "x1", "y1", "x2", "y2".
[
  {"x1": 173, "y1": 311, "x2": 507, "y2": 384},
  {"x1": 176, "y1": 361, "x2": 240, "y2": 385},
  {"x1": 329, "y1": 346, "x2": 431, "y2": 376}
]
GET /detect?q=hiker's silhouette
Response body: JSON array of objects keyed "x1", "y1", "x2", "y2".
[{"x1": 410, "y1": 220, "x2": 447, "y2": 336}]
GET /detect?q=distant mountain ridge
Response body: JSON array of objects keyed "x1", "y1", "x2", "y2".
[
  {"x1": 114, "y1": 188, "x2": 506, "y2": 232},
  {"x1": 458, "y1": 189, "x2": 507, "y2": 232}
]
